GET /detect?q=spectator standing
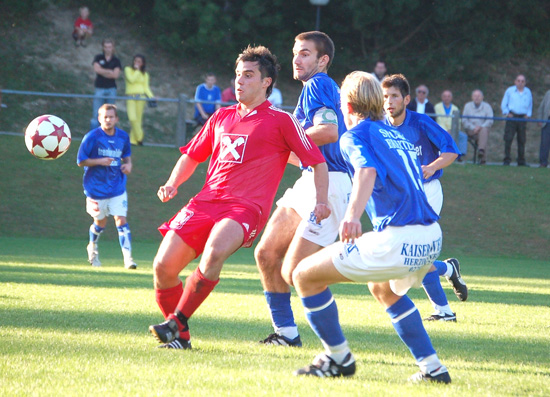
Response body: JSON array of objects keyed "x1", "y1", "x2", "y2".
[
  {"x1": 268, "y1": 82, "x2": 283, "y2": 107},
  {"x1": 500, "y1": 74, "x2": 532, "y2": 166},
  {"x1": 124, "y1": 54, "x2": 155, "y2": 146},
  {"x1": 407, "y1": 84, "x2": 436, "y2": 121},
  {"x1": 194, "y1": 73, "x2": 221, "y2": 125},
  {"x1": 221, "y1": 78, "x2": 237, "y2": 104},
  {"x1": 462, "y1": 90, "x2": 494, "y2": 164},
  {"x1": 90, "y1": 39, "x2": 121, "y2": 130},
  {"x1": 370, "y1": 60, "x2": 387, "y2": 83},
  {"x1": 72, "y1": 6, "x2": 93, "y2": 47},
  {"x1": 435, "y1": 90, "x2": 466, "y2": 161}
]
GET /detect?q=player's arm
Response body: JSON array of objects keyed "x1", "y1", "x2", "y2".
[
  {"x1": 422, "y1": 152, "x2": 458, "y2": 179},
  {"x1": 306, "y1": 107, "x2": 339, "y2": 146},
  {"x1": 157, "y1": 154, "x2": 199, "y2": 202},
  {"x1": 340, "y1": 167, "x2": 376, "y2": 243},
  {"x1": 78, "y1": 157, "x2": 114, "y2": 167},
  {"x1": 310, "y1": 161, "x2": 331, "y2": 223},
  {"x1": 120, "y1": 156, "x2": 132, "y2": 175}
]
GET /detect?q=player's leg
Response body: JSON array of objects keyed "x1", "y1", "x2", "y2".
[
  {"x1": 292, "y1": 247, "x2": 356, "y2": 377},
  {"x1": 86, "y1": 197, "x2": 108, "y2": 267},
  {"x1": 255, "y1": 206, "x2": 302, "y2": 345},
  {"x1": 368, "y1": 281, "x2": 451, "y2": 383},
  {"x1": 152, "y1": 218, "x2": 244, "y2": 347},
  {"x1": 108, "y1": 192, "x2": 135, "y2": 269}
]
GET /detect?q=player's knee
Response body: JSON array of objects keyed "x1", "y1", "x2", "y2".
[
  {"x1": 153, "y1": 257, "x2": 177, "y2": 287},
  {"x1": 281, "y1": 265, "x2": 293, "y2": 287},
  {"x1": 254, "y1": 244, "x2": 280, "y2": 274},
  {"x1": 291, "y1": 261, "x2": 309, "y2": 290}
]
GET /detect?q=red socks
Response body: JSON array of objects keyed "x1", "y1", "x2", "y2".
[
  {"x1": 155, "y1": 281, "x2": 183, "y2": 318},
  {"x1": 164, "y1": 268, "x2": 219, "y2": 341}
]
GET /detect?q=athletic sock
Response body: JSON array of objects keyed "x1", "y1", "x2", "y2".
[
  {"x1": 264, "y1": 291, "x2": 298, "y2": 339},
  {"x1": 434, "y1": 259, "x2": 453, "y2": 277},
  {"x1": 301, "y1": 288, "x2": 347, "y2": 356},
  {"x1": 169, "y1": 267, "x2": 219, "y2": 340},
  {"x1": 117, "y1": 223, "x2": 133, "y2": 261},
  {"x1": 422, "y1": 270, "x2": 453, "y2": 314},
  {"x1": 155, "y1": 281, "x2": 183, "y2": 318},
  {"x1": 89, "y1": 223, "x2": 104, "y2": 243},
  {"x1": 386, "y1": 295, "x2": 437, "y2": 363}
]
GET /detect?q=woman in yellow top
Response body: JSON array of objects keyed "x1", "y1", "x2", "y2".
[{"x1": 124, "y1": 54, "x2": 154, "y2": 145}]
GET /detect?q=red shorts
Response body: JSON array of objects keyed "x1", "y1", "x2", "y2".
[{"x1": 158, "y1": 199, "x2": 262, "y2": 257}]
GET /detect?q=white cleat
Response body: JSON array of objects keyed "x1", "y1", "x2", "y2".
[{"x1": 124, "y1": 259, "x2": 137, "y2": 270}]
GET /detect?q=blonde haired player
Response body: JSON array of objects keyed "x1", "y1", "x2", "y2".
[{"x1": 292, "y1": 72, "x2": 451, "y2": 383}]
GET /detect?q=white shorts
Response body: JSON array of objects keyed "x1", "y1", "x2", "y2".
[
  {"x1": 276, "y1": 170, "x2": 352, "y2": 247},
  {"x1": 86, "y1": 192, "x2": 128, "y2": 220},
  {"x1": 424, "y1": 179, "x2": 443, "y2": 215},
  {"x1": 329, "y1": 222, "x2": 442, "y2": 296}
]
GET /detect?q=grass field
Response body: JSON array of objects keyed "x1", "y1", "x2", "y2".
[{"x1": 1, "y1": 237, "x2": 549, "y2": 396}]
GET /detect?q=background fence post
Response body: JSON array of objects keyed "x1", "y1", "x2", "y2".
[
  {"x1": 451, "y1": 109, "x2": 460, "y2": 142},
  {"x1": 176, "y1": 93, "x2": 188, "y2": 147}
]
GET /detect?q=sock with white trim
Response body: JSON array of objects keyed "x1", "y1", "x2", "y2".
[
  {"x1": 264, "y1": 291, "x2": 299, "y2": 339},
  {"x1": 386, "y1": 295, "x2": 436, "y2": 362},
  {"x1": 117, "y1": 223, "x2": 132, "y2": 261},
  {"x1": 434, "y1": 259, "x2": 453, "y2": 277},
  {"x1": 89, "y1": 223, "x2": 104, "y2": 243},
  {"x1": 301, "y1": 288, "x2": 347, "y2": 359}
]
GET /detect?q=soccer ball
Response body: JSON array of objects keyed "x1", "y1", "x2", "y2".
[{"x1": 25, "y1": 115, "x2": 71, "y2": 160}]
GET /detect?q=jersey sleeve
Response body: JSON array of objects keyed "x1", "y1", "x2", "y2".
[
  {"x1": 122, "y1": 131, "x2": 132, "y2": 158},
  {"x1": 77, "y1": 132, "x2": 94, "y2": 164},
  {"x1": 340, "y1": 130, "x2": 385, "y2": 180},
  {"x1": 281, "y1": 112, "x2": 325, "y2": 167},
  {"x1": 180, "y1": 113, "x2": 215, "y2": 162},
  {"x1": 421, "y1": 115, "x2": 460, "y2": 154}
]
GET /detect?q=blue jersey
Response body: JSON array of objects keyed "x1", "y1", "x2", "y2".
[
  {"x1": 194, "y1": 84, "x2": 222, "y2": 117},
  {"x1": 77, "y1": 127, "x2": 131, "y2": 199},
  {"x1": 294, "y1": 73, "x2": 348, "y2": 173},
  {"x1": 384, "y1": 110, "x2": 459, "y2": 183},
  {"x1": 340, "y1": 119, "x2": 439, "y2": 231}
]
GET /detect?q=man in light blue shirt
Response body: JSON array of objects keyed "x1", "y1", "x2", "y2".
[{"x1": 500, "y1": 74, "x2": 532, "y2": 166}]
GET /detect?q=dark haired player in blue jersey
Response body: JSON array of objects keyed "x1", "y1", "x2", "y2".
[
  {"x1": 77, "y1": 104, "x2": 136, "y2": 269},
  {"x1": 382, "y1": 74, "x2": 468, "y2": 322},
  {"x1": 292, "y1": 71, "x2": 451, "y2": 383},
  {"x1": 255, "y1": 31, "x2": 352, "y2": 347}
]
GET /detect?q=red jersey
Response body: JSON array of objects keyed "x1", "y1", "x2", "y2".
[
  {"x1": 74, "y1": 17, "x2": 93, "y2": 31},
  {"x1": 181, "y1": 100, "x2": 325, "y2": 226}
]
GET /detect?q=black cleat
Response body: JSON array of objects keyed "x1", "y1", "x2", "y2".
[
  {"x1": 294, "y1": 352, "x2": 356, "y2": 378},
  {"x1": 149, "y1": 318, "x2": 179, "y2": 344},
  {"x1": 259, "y1": 333, "x2": 302, "y2": 347},
  {"x1": 424, "y1": 312, "x2": 457, "y2": 322},
  {"x1": 158, "y1": 337, "x2": 192, "y2": 350},
  {"x1": 409, "y1": 366, "x2": 451, "y2": 384},
  {"x1": 444, "y1": 258, "x2": 468, "y2": 301}
]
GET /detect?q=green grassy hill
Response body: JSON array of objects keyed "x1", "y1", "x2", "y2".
[{"x1": 1, "y1": 134, "x2": 549, "y2": 260}]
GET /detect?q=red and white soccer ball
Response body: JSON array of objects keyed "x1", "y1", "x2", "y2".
[{"x1": 25, "y1": 115, "x2": 71, "y2": 160}]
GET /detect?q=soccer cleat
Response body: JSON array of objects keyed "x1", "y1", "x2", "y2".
[
  {"x1": 259, "y1": 333, "x2": 303, "y2": 347},
  {"x1": 157, "y1": 337, "x2": 192, "y2": 350},
  {"x1": 444, "y1": 258, "x2": 468, "y2": 301},
  {"x1": 124, "y1": 260, "x2": 137, "y2": 270},
  {"x1": 424, "y1": 312, "x2": 457, "y2": 322},
  {"x1": 409, "y1": 366, "x2": 451, "y2": 384},
  {"x1": 294, "y1": 352, "x2": 356, "y2": 378},
  {"x1": 87, "y1": 242, "x2": 101, "y2": 267},
  {"x1": 149, "y1": 318, "x2": 179, "y2": 344}
]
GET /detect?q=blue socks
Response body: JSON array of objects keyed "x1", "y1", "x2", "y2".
[
  {"x1": 433, "y1": 260, "x2": 452, "y2": 277},
  {"x1": 117, "y1": 223, "x2": 132, "y2": 260},
  {"x1": 422, "y1": 270, "x2": 450, "y2": 307},
  {"x1": 301, "y1": 288, "x2": 346, "y2": 348},
  {"x1": 386, "y1": 295, "x2": 436, "y2": 362},
  {"x1": 265, "y1": 291, "x2": 298, "y2": 337},
  {"x1": 89, "y1": 223, "x2": 104, "y2": 243}
]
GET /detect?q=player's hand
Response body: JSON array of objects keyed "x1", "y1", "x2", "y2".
[
  {"x1": 98, "y1": 157, "x2": 114, "y2": 166},
  {"x1": 120, "y1": 163, "x2": 132, "y2": 174},
  {"x1": 313, "y1": 203, "x2": 331, "y2": 223},
  {"x1": 157, "y1": 185, "x2": 177, "y2": 202},
  {"x1": 422, "y1": 165, "x2": 436, "y2": 179},
  {"x1": 339, "y1": 218, "x2": 362, "y2": 243}
]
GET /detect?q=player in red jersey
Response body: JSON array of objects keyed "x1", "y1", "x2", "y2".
[{"x1": 149, "y1": 45, "x2": 330, "y2": 349}]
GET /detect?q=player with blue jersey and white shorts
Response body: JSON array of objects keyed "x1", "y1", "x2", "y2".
[
  {"x1": 292, "y1": 71, "x2": 451, "y2": 383},
  {"x1": 382, "y1": 74, "x2": 468, "y2": 323},
  {"x1": 77, "y1": 104, "x2": 136, "y2": 269},
  {"x1": 255, "y1": 32, "x2": 352, "y2": 347}
]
